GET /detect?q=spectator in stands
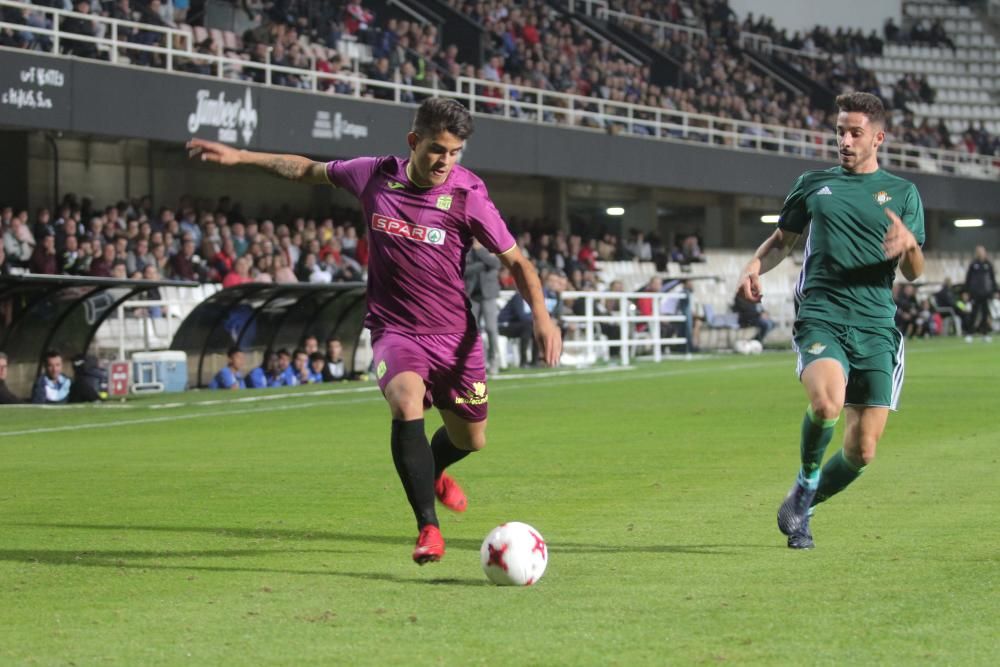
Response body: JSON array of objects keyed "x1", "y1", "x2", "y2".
[
  {"x1": 733, "y1": 292, "x2": 775, "y2": 343},
  {"x1": 89, "y1": 242, "x2": 116, "y2": 277},
  {"x1": 323, "y1": 337, "x2": 346, "y2": 381},
  {"x1": 61, "y1": 1, "x2": 101, "y2": 60},
  {"x1": 290, "y1": 348, "x2": 311, "y2": 385},
  {"x1": 307, "y1": 352, "x2": 326, "y2": 383},
  {"x1": 208, "y1": 346, "x2": 246, "y2": 390},
  {"x1": 0, "y1": 351, "x2": 22, "y2": 404},
  {"x1": 3, "y1": 214, "x2": 34, "y2": 267},
  {"x1": 965, "y1": 245, "x2": 996, "y2": 341},
  {"x1": 302, "y1": 335, "x2": 320, "y2": 357},
  {"x1": 499, "y1": 272, "x2": 562, "y2": 367},
  {"x1": 273, "y1": 347, "x2": 296, "y2": 385},
  {"x1": 624, "y1": 229, "x2": 652, "y2": 261},
  {"x1": 170, "y1": 235, "x2": 202, "y2": 281},
  {"x1": 32, "y1": 349, "x2": 72, "y2": 404},
  {"x1": 246, "y1": 349, "x2": 280, "y2": 389},
  {"x1": 272, "y1": 254, "x2": 297, "y2": 283},
  {"x1": 29, "y1": 232, "x2": 59, "y2": 275},
  {"x1": 465, "y1": 238, "x2": 502, "y2": 375},
  {"x1": 222, "y1": 255, "x2": 253, "y2": 288}
]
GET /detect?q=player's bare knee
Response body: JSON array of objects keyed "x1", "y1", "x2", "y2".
[
  {"x1": 467, "y1": 431, "x2": 487, "y2": 451},
  {"x1": 388, "y1": 396, "x2": 423, "y2": 421},
  {"x1": 846, "y1": 440, "x2": 876, "y2": 467},
  {"x1": 449, "y1": 429, "x2": 486, "y2": 451},
  {"x1": 811, "y1": 398, "x2": 842, "y2": 421}
]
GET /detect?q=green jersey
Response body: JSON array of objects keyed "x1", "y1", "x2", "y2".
[{"x1": 778, "y1": 166, "x2": 925, "y2": 328}]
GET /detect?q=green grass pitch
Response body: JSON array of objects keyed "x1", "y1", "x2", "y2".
[{"x1": 1, "y1": 340, "x2": 997, "y2": 665}]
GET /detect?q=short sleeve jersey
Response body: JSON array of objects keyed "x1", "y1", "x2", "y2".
[
  {"x1": 778, "y1": 166, "x2": 925, "y2": 328},
  {"x1": 326, "y1": 156, "x2": 516, "y2": 334}
]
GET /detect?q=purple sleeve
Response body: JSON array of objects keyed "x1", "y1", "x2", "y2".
[
  {"x1": 325, "y1": 157, "x2": 380, "y2": 198},
  {"x1": 467, "y1": 189, "x2": 516, "y2": 255}
]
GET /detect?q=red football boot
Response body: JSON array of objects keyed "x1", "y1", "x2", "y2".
[
  {"x1": 434, "y1": 472, "x2": 468, "y2": 513},
  {"x1": 412, "y1": 524, "x2": 445, "y2": 565}
]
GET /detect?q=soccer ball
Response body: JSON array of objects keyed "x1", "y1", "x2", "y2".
[{"x1": 480, "y1": 522, "x2": 548, "y2": 586}]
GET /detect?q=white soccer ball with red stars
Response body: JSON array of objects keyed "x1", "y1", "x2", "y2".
[{"x1": 480, "y1": 522, "x2": 548, "y2": 586}]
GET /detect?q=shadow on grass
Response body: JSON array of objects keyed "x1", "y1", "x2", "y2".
[
  {"x1": 0, "y1": 548, "x2": 486, "y2": 586},
  {"x1": 12, "y1": 522, "x2": 781, "y2": 555}
]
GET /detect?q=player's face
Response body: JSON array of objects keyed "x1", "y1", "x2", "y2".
[
  {"x1": 836, "y1": 111, "x2": 883, "y2": 174},
  {"x1": 0, "y1": 357, "x2": 7, "y2": 380},
  {"x1": 231, "y1": 352, "x2": 244, "y2": 371},
  {"x1": 407, "y1": 130, "x2": 464, "y2": 188}
]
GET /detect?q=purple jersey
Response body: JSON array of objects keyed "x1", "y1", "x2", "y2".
[{"x1": 326, "y1": 156, "x2": 515, "y2": 335}]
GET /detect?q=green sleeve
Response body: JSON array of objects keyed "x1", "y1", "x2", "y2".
[
  {"x1": 903, "y1": 184, "x2": 926, "y2": 247},
  {"x1": 777, "y1": 174, "x2": 809, "y2": 234}
]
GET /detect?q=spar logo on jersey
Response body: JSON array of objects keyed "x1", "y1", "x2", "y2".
[{"x1": 371, "y1": 214, "x2": 447, "y2": 245}]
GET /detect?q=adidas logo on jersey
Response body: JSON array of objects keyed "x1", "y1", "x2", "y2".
[{"x1": 816, "y1": 186, "x2": 833, "y2": 195}]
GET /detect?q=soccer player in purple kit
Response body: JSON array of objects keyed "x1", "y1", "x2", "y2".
[{"x1": 187, "y1": 98, "x2": 562, "y2": 564}]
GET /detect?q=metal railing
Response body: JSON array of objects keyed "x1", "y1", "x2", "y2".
[
  {"x1": 0, "y1": 0, "x2": 997, "y2": 179},
  {"x1": 558, "y1": 290, "x2": 690, "y2": 365}
]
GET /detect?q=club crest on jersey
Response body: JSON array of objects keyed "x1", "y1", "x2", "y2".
[
  {"x1": 454, "y1": 381, "x2": 488, "y2": 405},
  {"x1": 873, "y1": 191, "x2": 892, "y2": 205},
  {"x1": 371, "y1": 213, "x2": 447, "y2": 245},
  {"x1": 805, "y1": 342, "x2": 827, "y2": 355},
  {"x1": 436, "y1": 195, "x2": 453, "y2": 211}
]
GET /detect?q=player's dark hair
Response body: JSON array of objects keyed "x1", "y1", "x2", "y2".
[
  {"x1": 309, "y1": 352, "x2": 325, "y2": 363},
  {"x1": 44, "y1": 349, "x2": 61, "y2": 361},
  {"x1": 835, "y1": 92, "x2": 886, "y2": 126},
  {"x1": 227, "y1": 345, "x2": 241, "y2": 358},
  {"x1": 277, "y1": 348, "x2": 291, "y2": 357},
  {"x1": 411, "y1": 98, "x2": 474, "y2": 140}
]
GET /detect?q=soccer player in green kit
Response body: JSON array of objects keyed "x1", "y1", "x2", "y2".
[{"x1": 736, "y1": 92, "x2": 926, "y2": 549}]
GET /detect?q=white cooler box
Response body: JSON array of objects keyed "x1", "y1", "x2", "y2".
[{"x1": 131, "y1": 351, "x2": 188, "y2": 393}]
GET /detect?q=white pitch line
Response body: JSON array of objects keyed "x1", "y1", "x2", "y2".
[
  {"x1": 0, "y1": 360, "x2": 781, "y2": 438},
  {"x1": 0, "y1": 397, "x2": 378, "y2": 438}
]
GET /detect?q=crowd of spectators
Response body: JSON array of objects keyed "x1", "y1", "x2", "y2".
[
  {"x1": 2, "y1": 190, "x2": 716, "y2": 291},
  {"x1": 2, "y1": 0, "x2": 997, "y2": 158},
  {"x1": 1, "y1": 195, "x2": 368, "y2": 286}
]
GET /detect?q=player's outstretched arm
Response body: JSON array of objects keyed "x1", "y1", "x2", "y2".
[
  {"x1": 884, "y1": 209, "x2": 924, "y2": 281},
  {"x1": 499, "y1": 245, "x2": 562, "y2": 367},
  {"x1": 736, "y1": 228, "x2": 800, "y2": 303},
  {"x1": 186, "y1": 138, "x2": 331, "y2": 184}
]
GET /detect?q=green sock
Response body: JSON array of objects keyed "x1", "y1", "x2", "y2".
[
  {"x1": 798, "y1": 406, "x2": 838, "y2": 490},
  {"x1": 812, "y1": 449, "x2": 866, "y2": 506}
]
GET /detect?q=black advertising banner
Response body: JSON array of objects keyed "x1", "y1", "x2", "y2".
[
  {"x1": 0, "y1": 50, "x2": 72, "y2": 130},
  {"x1": 71, "y1": 61, "x2": 263, "y2": 149},
  {"x1": 256, "y1": 90, "x2": 408, "y2": 159}
]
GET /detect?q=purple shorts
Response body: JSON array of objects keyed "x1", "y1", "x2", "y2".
[{"x1": 371, "y1": 329, "x2": 488, "y2": 422}]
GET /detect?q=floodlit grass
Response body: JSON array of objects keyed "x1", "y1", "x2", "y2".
[{"x1": 1, "y1": 340, "x2": 997, "y2": 665}]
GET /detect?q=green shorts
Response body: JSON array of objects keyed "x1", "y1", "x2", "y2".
[{"x1": 793, "y1": 319, "x2": 905, "y2": 410}]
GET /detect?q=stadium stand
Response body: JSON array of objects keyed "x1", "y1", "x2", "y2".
[{"x1": 1, "y1": 0, "x2": 997, "y2": 382}]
